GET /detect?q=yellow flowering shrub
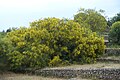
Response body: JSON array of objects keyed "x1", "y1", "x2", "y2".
[{"x1": 5, "y1": 18, "x2": 105, "y2": 70}]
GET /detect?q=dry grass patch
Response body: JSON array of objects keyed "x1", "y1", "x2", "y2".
[
  {"x1": 0, "y1": 72, "x2": 92, "y2": 80},
  {"x1": 0, "y1": 72, "x2": 65, "y2": 80},
  {"x1": 46, "y1": 62, "x2": 120, "y2": 69}
]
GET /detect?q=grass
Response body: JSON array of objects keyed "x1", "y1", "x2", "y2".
[
  {"x1": 0, "y1": 73, "x2": 64, "y2": 80},
  {"x1": 0, "y1": 72, "x2": 92, "y2": 80},
  {"x1": 46, "y1": 62, "x2": 120, "y2": 69}
]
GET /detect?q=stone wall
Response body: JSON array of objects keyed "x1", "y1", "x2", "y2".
[
  {"x1": 105, "y1": 48, "x2": 120, "y2": 56},
  {"x1": 97, "y1": 58, "x2": 120, "y2": 63},
  {"x1": 35, "y1": 68, "x2": 120, "y2": 80}
]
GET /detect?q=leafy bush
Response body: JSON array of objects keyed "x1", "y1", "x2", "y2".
[
  {"x1": 4, "y1": 18, "x2": 105, "y2": 70},
  {"x1": 109, "y1": 21, "x2": 120, "y2": 45},
  {"x1": 4, "y1": 28, "x2": 51, "y2": 70},
  {"x1": 0, "y1": 32, "x2": 10, "y2": 70}
]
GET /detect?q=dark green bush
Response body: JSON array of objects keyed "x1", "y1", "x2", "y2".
[{"x1": 109, "y1": 21, "x2": 120, "y2": 45}]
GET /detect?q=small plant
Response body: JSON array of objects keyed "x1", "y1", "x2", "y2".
[{"x1": 49, "y1": 56, "x2": 62, "y2": 67}]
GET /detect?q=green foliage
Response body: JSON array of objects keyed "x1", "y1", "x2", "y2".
[
  {"x1": 109, "y1": 21, "x2": 120, "y2": 45},
  {"x1": 0, "y1": 32, "x2": 6, "y2": 39},
  {"x1": 0, "y1": 32, "x2": 10, "y2": 70},
  {"x1": 108, "y1": 12, "x2": 120, "y2": 26},
  {"x1": 0, "y1": 39, "x2": 6, "y2": 56},
  {"x1": 4, "y1": 17, "x2": 105, "y2": 70},
  {"x1": 74, "y1": 8, "x2": 107, "y2": 34},
  {"x1": 0, "y1": 32, "x2": 7, "y2": 58},
  {"x1": 5, "y1": 27, "x2": 51, "y2": 70},
  {"x1": 49, "y1": 56, "x2": 62, "y2": 67},
  {"x1": 6, "y1": 27, "x2": 18, "y2": 33}
]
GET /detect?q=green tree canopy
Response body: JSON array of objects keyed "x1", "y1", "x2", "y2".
[
  {"x1": 0, "y1": 31, "x2": 6, "y2": 39},
  {"x1": 108, "y1": 12, "x2": 120, "y2": 26},
  {"x1": 74, "y1": 8, "x2": 107, "y2": 33}
]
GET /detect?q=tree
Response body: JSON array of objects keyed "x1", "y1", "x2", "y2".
[
  {"x1": 109, "y1": 21, "x2": 120, "y2": 44},
  {"x1": 0, "y1": 31, "x2": 6, "y2": 56},
  {"x1": 108, "y1": 12, "x2": 120, "y2": 26},
  {"x1": 0, "y1": 31, "x2": 6, "y2": 38},
  {"x1": 0, "y1": 31, "x2": 9, "y2": 69},
  {"x1": 6, "y1": 28, "x2": 12, "y2": 32},
  {"x1": 74, "y1": 8, "x2": 107, "y2": 34}
]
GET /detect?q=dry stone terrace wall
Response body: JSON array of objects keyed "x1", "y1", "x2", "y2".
[
  {"x1": 97, "y1": 58, "x2": 120, "y2": 63},
  {"x1": 105, "y1": 48, "x2": 120, "y2": 56},
  {"x1": 35, "y1": 68, "x2": 120, "y2": 80}
]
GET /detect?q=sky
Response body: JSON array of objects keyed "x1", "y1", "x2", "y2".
[{"x1": 0, "y1": 0, "x2": 120, "y2": 31}]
